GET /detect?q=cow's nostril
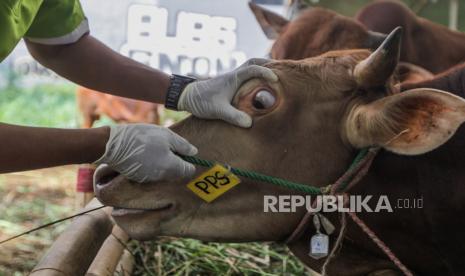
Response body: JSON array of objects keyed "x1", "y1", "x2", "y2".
[{"x1": 94, "y1": 164, "x2": 120, "y2": 187}]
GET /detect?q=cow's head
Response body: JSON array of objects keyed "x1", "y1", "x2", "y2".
[
  {"x1": 94, "y1": 29, "x2": 465, "y2": 244},
  {"x1": 249, "y1": 3, "x2": 387, "y2": 60}
]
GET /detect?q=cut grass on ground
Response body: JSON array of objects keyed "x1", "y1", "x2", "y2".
[
  {"x1": 0, "y1": 166, "x2": 76, "y2": 275},
  {"x1": 130, "y1": 239, "x2": 308, "y2": 276}
]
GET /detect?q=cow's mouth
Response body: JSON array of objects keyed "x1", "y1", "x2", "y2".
[
  {"x1": 112, "y1": 203, "x2": 173, "y2": 217},
  {"x1": 94, "y1": 164, "x2": 178, "y2": 220}
]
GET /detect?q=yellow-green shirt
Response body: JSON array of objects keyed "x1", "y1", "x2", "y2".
[{"x1": 0, "y1": 0, "x2": 88, "y2": 62}]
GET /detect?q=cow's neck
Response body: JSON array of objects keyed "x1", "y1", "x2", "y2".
[
  {"x1": 287, "y1": 125, "x2": 465, "y2": 275},
  {"x1": 421, "y1": 22, "x2": 465, "y2": 73},
  {"x1": 402, "y1": 63, "x2": 465, "y2": 98},
  {"x1": 439, "y1": 31, "x2": 465, "y2": 68}
]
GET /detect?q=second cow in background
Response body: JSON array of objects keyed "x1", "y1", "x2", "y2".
[{"x1": 77, "y1": 86, "x2": 161, "y2": 128}]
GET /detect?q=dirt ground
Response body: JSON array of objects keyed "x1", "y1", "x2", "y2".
[{"x1": 0, "y1": 165, "x2": 78, "y2": 275}]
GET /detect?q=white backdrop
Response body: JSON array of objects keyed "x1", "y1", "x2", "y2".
[{"x1": 0, "y1": 0, "x2": 284, "y2": 87}]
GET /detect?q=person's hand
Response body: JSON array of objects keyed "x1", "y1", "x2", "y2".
[
  {"x1": 178, "y1": 58, "x2": 278, "y2": 128},
  {"x1": 94, "y1": 124, "x2": 197, "y2": 183}
]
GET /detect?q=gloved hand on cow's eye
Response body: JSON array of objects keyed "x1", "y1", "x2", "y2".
[
  {"x1": 178, "y1": 58, "x2": 278, "y2": 128},
  {"x1": 94, "y1": 124, "x2": 198, "y2": 183}
]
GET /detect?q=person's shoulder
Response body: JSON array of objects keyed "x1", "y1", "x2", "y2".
[
  {"x1": 0, "y1": 1, "x2": 44, "y2": 61},
  {"x1": 25, "y1": 0, "x2": 89, "y2": 45}
]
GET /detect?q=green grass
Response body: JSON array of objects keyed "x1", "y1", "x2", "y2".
[
  {"x1": 0, "y1": 84, "x2": 188, "y2": 128},
  {"x1": 0, "y1": 84, "x2": 79, "y2": 128}
]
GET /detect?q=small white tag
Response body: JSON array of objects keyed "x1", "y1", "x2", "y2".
[{"x1": 309, "y1": 233, "x2": 329, "y2": 259}]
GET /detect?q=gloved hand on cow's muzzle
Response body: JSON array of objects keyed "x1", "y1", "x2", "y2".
[
  {"x1": 178, "y1": 58, "x2": 278, "y2": 128},
  {"x1": 94, "y1": 124, "x2": 198, "y2": 183}
]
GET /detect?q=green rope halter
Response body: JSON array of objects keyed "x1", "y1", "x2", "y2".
[{"x1": 181, "y1": 148, "x2": 370, "y2": 195}]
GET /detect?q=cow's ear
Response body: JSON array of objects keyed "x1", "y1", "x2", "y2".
[
  {"x1": 345, "y1": 89, "x2": 465, "y2": 155},
  {"x1": 249, "y1": 2, "x2": 289, "y2": 39}
]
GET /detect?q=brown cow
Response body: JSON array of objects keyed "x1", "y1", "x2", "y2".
[
  {"x1": 356, "y1": 0, "x2": 465, "y2": 74},
  {"x1": 249, "y1": 2, "x2": 386, "y2": 59},
  {"x1": 94, "y1": 30, "x2": 465, "y2": 275},
  {"x1": 249, "y1": 2, "x2": 433, "y2": 83},
  {"x1": 402, "y1": 62, "x2": 465, "y2": 97},
  {"x1": 76, "y1": 86, "x2": 161, "y2": 128}
]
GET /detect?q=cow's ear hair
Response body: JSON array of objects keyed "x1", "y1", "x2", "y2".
[
  {"x1": 249, "y1": 2, "x2": 289, "y2": 39},
  {"x1": 364, "y1": 31, "x2": 387, "y2": 49},
  {"x1": 345, "y1": 89, "x2": 465, "y2": 155}
]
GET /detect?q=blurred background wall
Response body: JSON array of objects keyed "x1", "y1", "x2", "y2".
[{"x1": 1, "y1": 0, "x2": 463, "y2": 90}]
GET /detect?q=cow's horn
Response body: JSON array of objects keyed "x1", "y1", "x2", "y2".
[{"x1": 354, "y1": 27, "x2": 402, "y2": 88}]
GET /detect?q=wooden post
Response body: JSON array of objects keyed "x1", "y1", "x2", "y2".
[
  {"x1": 75, "y1": 164, "x2": 97, "y2": 210},
  {"x1": 86, "y1": 226, "x2": 130, "y2": 276},
  {"x1": 449, "y1": 0, "x2": 459, "y2": 30},
  {"x1": 30, "y1": 199, "x2": 113, "y2": 276}
]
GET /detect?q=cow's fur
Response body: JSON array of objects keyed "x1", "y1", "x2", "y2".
[
  {"x1": 249, "y1": 3, "x2": 381, "y2": 60},
  {"x1": 356, "y1": 0, "x2": 465, "y2": 73}
]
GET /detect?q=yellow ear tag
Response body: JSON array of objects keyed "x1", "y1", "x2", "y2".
[{"x1": 186, "y1": 164, "x2": 241, "y2": 203}]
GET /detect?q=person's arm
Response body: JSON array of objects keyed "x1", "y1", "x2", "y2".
[
  {"x1": 0, "y1": 123, "x2": 109, "y2": 173},
  {"x1": 23, "y1": 0, "x2": 167, "y2": 102},
  {"x1": 25, "y1": 35, "x2": 170, "y2": 104},
  {"x1": 0, "y1": 123, "x2": 197, "y2": 182},
  {"x1": 27, "y1": 36, "x2": 278, "y2": 127},
  {"x1": 23, "y1": 0, "x2": 279, "y2": 128}
]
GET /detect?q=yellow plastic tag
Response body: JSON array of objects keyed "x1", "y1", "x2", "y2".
[{"x1": 186, "y1": 164, "x2": 241, "y2": 202}]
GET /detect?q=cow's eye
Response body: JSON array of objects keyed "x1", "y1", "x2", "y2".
[{"x1": 253, "y1": 90, "x2": 276, "y2": 109}]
